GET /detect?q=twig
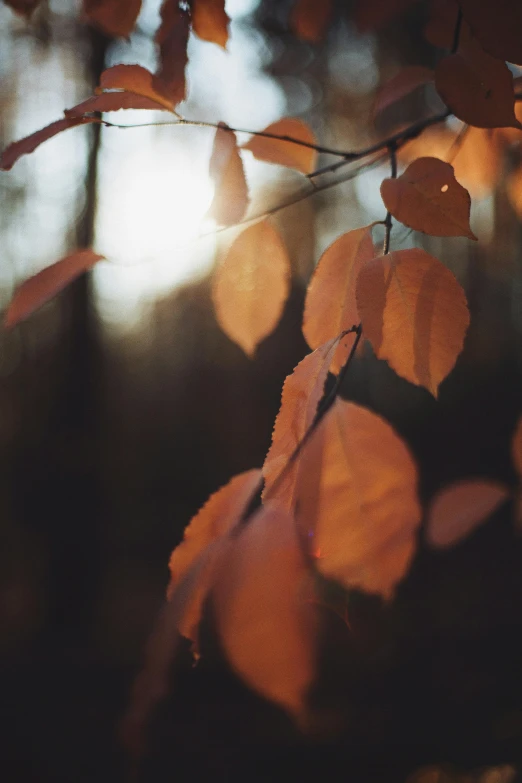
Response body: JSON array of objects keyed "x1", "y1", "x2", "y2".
[
  {"x1": 451, "y1": 7, "x2": 463, "y2": 54},
  {"x1": 383, "y1": 141, "x2": 398, "y2": 255}
]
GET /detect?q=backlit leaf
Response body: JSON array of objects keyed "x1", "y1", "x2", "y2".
[
  {"x1": 192, "y1": 0, "x2": 230, "y2": 48},
  {"x1": 435, "y1": 39, "x2": 521, "y2": 129},
  {"x1": 303, "y1": 226, "x2": 375, "y2": 373},
  {"x1": 212, "y1": 220, "x2": 291, "y2": 356},
  {"x1": 373, "y1": 66, "x2": 434, "y2": 118},
  {"x1": 289, "y1": 0, "x2": 334, "y2": 43},
  {"x1": 167, "y1": 469, "x2": 262, "y2": 642},
  {"x1": 242, "y1": 118, "x2": 318, "y2": 175},
  {"x1": 262, "y1": 337, "x2": 341, "y2": 511},
  {"x1": 207, "y1": 124, "x2": 249, "y2": 226},
  {"x1": 426, "y1": 479, "x2": 510, "y2": 548},
  {"x1": 65, "y1": 92, "x2": 171, "y2": 116},
  {"x1": 3, "y1": 0, "x2": 41, "y2": 16},
  {"x1": 97, "y1": 64, "x2": 175, "y2": 112},
  {"x1": 356, "y1": 248, "x2": 469, "y2": 396},
  {"x1": 153, "y1": 0, "x2": 189, "y2": 106},
  {"x1": 506, "y1": 165, "x2": 522, "y2": 218},
  {"x1": 0, "y1": 117, "x2": 95, "y2": 171},
  {"x1": 83, "y1": 0, "x2": 142, "y2": 38},
  {"x1": 5, "y1": 249, "x2": 105, "y2": 328},
  {"x1": 213, "y1": 503, "x2": 317, "y2": 716},
  {"x1": 381, "y1": 157, "x2": 476, "y2": 239},
  {"x1": 296, "y1": 399, "x2": 421, "y2": 599},
  {"x1": 459, "y1": 0, "x2": 522, "y2": 65}
]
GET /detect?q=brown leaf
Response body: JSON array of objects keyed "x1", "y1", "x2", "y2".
[
  {"x1": 213, "y1": 503, "x2": 317, "y2": 716},
  {"x1": 303, "y1": 226, "x2": 375, "y2": 373},
  {"x1": 459, "y1": 0, "x2": 522, "y2": 65},
  {"x1": 356, "y1": 248, "x2": 469, "y2": 396},
  {"x1": 289, "y1": 0, "x2": 334, "y2": 43},
  {"x1": 373, "y1": 66, "x2": 434, "y2": 118},
  {"x1": 435, "y1": 39, "x2": 521, "y2": 129},
  {"x1": 191, "y1": 0, "x2": 230, "y2": 48},
  {"x1": 426, "y1": 479, "x2": 510, "y2": 548},
  {"x1": 212, "y1": 220, "x2": 291, "y2": 356},
  {"x1": 167, "y1": 469, "x2": 261, "y2": 642},
  {"x1": 97, "y1": 64, "x2": 175, "y2": 112},
  {"x1": 207, "y1": 124, "x2": 249, "y2": 226},
  {"x1": 262, "y1": 337, "x2": 342, "y2": 511},
  {"x1": 0, "y1": 117, "x2": 95, "y2": 171},
  {"x1": 381, "y1": 157, "x2": 476, "y2": 239},
  {"x1": 424, "y1": 0, "x2": 470, "y2": 49},
  {"x1": 3, "y1": 0, "x2": 41, "y2": 16},
  {"x1": 65, "y1": 92, "x2": 171, "y2": 116},
  {"x1": 242, "y1": 118, "x2": 318, "y2": 175},
  {"x1": 83, "y1": 0, "x2": 142, "y2": 38},
  {"x1": 354, "y1": 0, "x2": 418, "y2": 31},
  {"x1": 5, "y1": 249, "x2": 105, "y2": 328},
  {"x1": 296, "y1": 399, "x2": 421, "y2": 599},
  {"x1": 153, "y1": 0, "x2": 189, "y2": 106}
]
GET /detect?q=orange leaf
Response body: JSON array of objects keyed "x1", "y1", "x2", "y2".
[
  {"x1": 242, "y1": 118, "x2": 318, "y2": 175},
  {"x1": 511, "y1": 416, "x2": 522, "y2": 479},
  {"x1": 213, "y1": 503, "x2": 317, "y2": 716},
  {"x1": 262, "y1": 337, "x2": 341, "y2": 511},
  {"x1": 289, "y1": 0, "x2": 334, "y2": 43},
  {"x1": 191, "y1": 0, "x2": 230, "y2": 48},
  {"x1": 356, "y1": 248, "x2": 469, "y2": 396},
  {"x1": 426, "y1": 479, "x2": 510, "y2": 548},
  {"x1": 212, "y1": 220, "x2": 291, "y2": 356},
  {"x1": 5, "y1": 249, "x2": 105, "y2": 328},
  {"x1": 506, "y1": 165, "x2": 522, "y2": 218},
  {"x1": 3, "y1": 0, "x2": 41, "y2": 16},
  {"x1": 459, "y1": 0, "x2": 522, "y2": 65},
  {"x1": 381, "y1": 157, "x2": 476, "y2": 239},
  {"x1": 296, "y1": 400, "x2": 421, "y2": 599},
  {"x1": 153, "y1": 0, "x2": 189, "y2": 107},
  {"x1": 303, "y1": 226, "x2": 375, "y2": 373},
  {"x1": 435, "y1": 39, "x2": 521, "y2": 129},
  {"x1": 96, "y1": 64, "x2": 176, "y2": 112},
  {"x1": 65, "y1": 92, "x2": 171, "y2": 116},
  {"x1": 0, "y1": 117, "x2": 95, "y2": 171},
  {"x1": 167, "y1": 469, "x2": 261, "y2": 642},
  {"x1": 207, "y1": 124, "x2": 249, "y2": 226},
  {"x1": 83, "y1": 0, "x2": 142, "y2": 38},
  {"x1": 373, "y1": 66, "x2": 434, "y2": 118}
]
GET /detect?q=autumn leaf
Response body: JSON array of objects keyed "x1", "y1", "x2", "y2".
[
  {"x1": 191, "y1": 0, "x2": 230, "y2": 49},
  {"x1": 167, "y1": 469, "x2": 261, "y2": 642},
  {"x1": 65, "y1": 92, "x2": 171, "y2": 117},
  {"x1": 302, "y1": 225, "x2": 375, "y2": 373},
  {"x1": 296, "y1": 399, "x2": 421, "y2": 599},
  {"x1": 207, "y1": 124, "x2": 249, "y2": 226},
  {"x1": 356, "y1": 248, "x2": 470, "y2": 396},
  {"x1": 262, "y1": 337, "x2": 342, "y2": 511},
  {"x1": 381, "y1": 157, "x2": 476, "y2": 239},
  {"x1": 289, "y1": 0, "x2": 334, "y2": 43},
  {"x1": 242, "y1": 119, "x2": 318, "y2": 175},
  {"x1": 426, "y1": 479, "x2": 510, "y2": 548},
  {"x1": 3, "y1": 0, "x2": 41, "y2": 17},
  {"x1": 354, "y1": 0, "x2": 417, "y2": 31},
  {"x1": 212, "y1": 220, "x2": 291, "y2": 356},
  {"x1": 96, "y1": 64, "x2": 176, "y2": 112},
  {"x1": 83, "y1": 0, "x2": 142, "y2": 38},
  {"x1": 459, "y1": 0, "x2": 522, "y2": 66},
  {"x1": 0, "y1": 117, "x2": 96, "y2": 171},
  {"x1": 153, "y1": 0, "x2": 189, "y2": 107},
  {"x1": 373, "y1": 66, "x2": 434, "y2": 119},
  {"x1": 213, "y1": 503, "x2": 317, "y2": 716},
  {"x1": 435, "y1": 38, "x2": 521, "y2": 129},
  {"x1": 5, "y1": 249, "x2": 105, "y2": 328}
]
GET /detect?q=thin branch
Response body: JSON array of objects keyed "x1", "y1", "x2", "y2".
[{"x1": 451, "y1": 7, "x2": 463, "y2": 54}]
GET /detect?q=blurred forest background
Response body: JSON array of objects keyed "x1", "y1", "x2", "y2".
[{"x1": 1, "y1": 0, "x2": 522, "y2": 781}]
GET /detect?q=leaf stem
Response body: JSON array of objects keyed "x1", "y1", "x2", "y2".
[
  {"x1": 451, "y1": 7, "x2": 463, "y2": 55},
  {"x1": 383, "y1": 141, "x2": 398, "y2": 255}
]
